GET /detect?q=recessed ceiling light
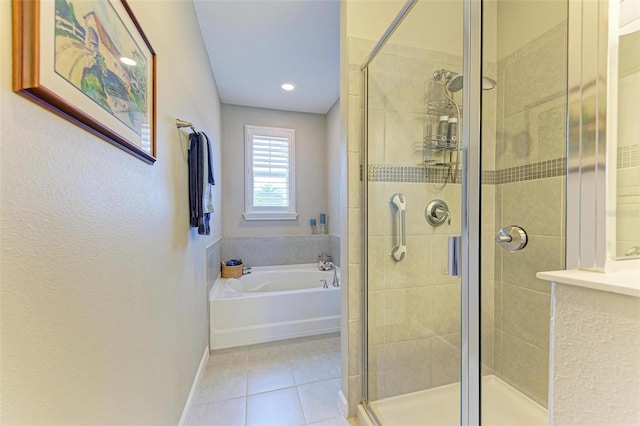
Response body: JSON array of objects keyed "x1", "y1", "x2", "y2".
[
  {"x1": 120, "y1": 57, "x2": 137, "y2": 66},
  {"x1": 281, "y1": 83, "x2": 295, "y2": 91}
]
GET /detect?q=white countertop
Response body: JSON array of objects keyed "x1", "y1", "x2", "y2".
[{"x1": 537, "y1": 259, "x2": 640, "y2": 298}]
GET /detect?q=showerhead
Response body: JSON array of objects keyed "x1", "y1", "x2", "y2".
[
  {"x1": 446, "y1": 74, "x2": 497, "y2": 92},
  {"x1": 447, "y1": 74, "x2": 464, "y2": 92}
]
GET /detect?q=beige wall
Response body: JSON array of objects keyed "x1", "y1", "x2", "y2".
[
  {"x1": 497, "y1": 0, "x2": 567, "y2": 60},
  {"x1": 0, "y1": 1, "x2": 221, "y2": 424},
  {"x1": 346, "y1": 0, "x2": 465, "y2": 62},
  {"x1": 220, "y1": 104, "x2": 328, "y2": 237},
  {"x1": 345, "y1": 0, "x2": 405, "y2": 43}
]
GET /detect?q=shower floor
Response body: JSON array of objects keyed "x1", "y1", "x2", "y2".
[{"x1": 366, "y1": 375, "x2": 547, "y2": 426}]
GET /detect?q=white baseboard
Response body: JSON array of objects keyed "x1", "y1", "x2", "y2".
[
  {"x1": 178, "y1": 346, "x2": 209, "y2": 426},
  {"x1": 338, "y1": 389, "x2": 349, "y2": 417}
]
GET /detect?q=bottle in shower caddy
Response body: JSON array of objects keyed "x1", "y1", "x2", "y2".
[
  {"x1": 447, "y1": 117, "x2": 458, "y2": 148},
  {"x1": 437, "y1": 115, "x2": 449, "y2": 147}
]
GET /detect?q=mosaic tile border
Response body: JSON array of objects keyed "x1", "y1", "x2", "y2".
[
  {"x1": 487, "y1": 157, "x2": 567, "y2": 184},
  {"x1": 618, "y1": 145, "x2": 639, "y2": 169},
  {"x1": 368, "y1": 157, "x2": 567, "y2": 185},
  {"x1": 367, "y1": 165, "x2": 461, "y2": 183}
]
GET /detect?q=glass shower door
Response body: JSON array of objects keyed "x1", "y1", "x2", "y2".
[
  {"x1": 479, "y1": 0, "x2": 567, "y2": 424},
  {"x1": 362, "y1": 0, "x2": 466, "y2": 423},
  {"x1": 360, "y1": 0, "x2": 569, "y2": 424}
]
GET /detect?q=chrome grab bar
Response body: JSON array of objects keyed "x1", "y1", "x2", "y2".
[{"x1": 390, "y1": 193, "x2": 407, "y2": 262}]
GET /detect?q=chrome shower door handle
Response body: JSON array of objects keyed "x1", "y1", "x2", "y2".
[
  {"x1": 495, "y1": 225, "x2": 528, "y2": 252},
  {"x1": 390, "y1": 193, "x2": 407, "y2": 262},
  {"x1": 448, "y1": 236, "x2": 462, "y2": 276}
]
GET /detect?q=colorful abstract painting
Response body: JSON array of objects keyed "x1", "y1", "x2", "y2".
[{"x1": 54, "y1": 0, "x2": 148, "y2": 135}]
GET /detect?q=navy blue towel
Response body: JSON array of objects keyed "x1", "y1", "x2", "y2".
[{"x1": 188, "y1": 132, "x2": 212, "y2": 235}]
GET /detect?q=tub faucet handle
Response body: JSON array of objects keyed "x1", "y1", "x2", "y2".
[{"x1": 321, "y1": 279, "x2": 328, "y2": 289}]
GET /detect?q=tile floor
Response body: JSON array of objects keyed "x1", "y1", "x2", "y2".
[{"x1": 185, "y1": 332, "x2": 358, "y2": 426}]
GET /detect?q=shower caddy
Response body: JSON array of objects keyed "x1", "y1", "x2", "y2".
[{"x1": 423, "y1": 69, "x2": 462, "y2": 176}]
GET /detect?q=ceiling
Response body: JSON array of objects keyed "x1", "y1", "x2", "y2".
[{"x1": 193, "y1": 0, "x2": 340, "y2": 115}]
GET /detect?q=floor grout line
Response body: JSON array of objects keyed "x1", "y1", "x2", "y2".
[
  {"x1": 294, "y1": 383, "x2": 309, "y2": 425},
  {"x1": 188, "y1": 333, "x2": 343, "y2": 426}
]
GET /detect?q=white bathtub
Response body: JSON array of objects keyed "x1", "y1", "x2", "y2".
[{"x1": 209, "y1": 263, "x2": 341, "y2": 350}]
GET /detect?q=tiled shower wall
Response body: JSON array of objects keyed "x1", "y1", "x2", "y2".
[
  {"x1": 492, "y1": 22, "x2": 567, "y2": 407},
  {"x1": 352, "y1": 21, "x2": 568, "y2": 409},
  {"x1": 362, "y1": 38, "x2": 474, "y2": 401}
]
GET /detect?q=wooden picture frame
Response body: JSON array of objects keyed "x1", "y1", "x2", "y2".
[{"x1": 13, "y1": 0, "x2": 157, "y2": 164}]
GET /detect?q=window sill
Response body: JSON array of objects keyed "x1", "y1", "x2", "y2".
[{"x1": 243, "y1": 212, "x2": 299, "y2": 221}]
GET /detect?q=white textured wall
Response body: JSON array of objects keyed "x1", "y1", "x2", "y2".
[
  {"x1": 326, "y1": 100, "x2": 341, "y2": 237},
  {"x1": 221, "y1": 104, "x2": 328, "y2": 237},
  {"x1": 550, "y1": 284, "x2": 640, "y2": 425},
  {"x1": 0, "y1": 0, "x2": 222, "y2": 424}
]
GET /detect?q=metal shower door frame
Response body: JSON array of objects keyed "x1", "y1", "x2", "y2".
[
  {"x1": 359, "y1": 0, "x2": 483, "y2": 424},
  {"x1": 461, "y1": 0, "x2": 483, "y2": 424}
]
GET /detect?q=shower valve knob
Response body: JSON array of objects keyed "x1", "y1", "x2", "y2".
[{"x1": 425, "y1": 199, "x2": 451, "y2": 227}]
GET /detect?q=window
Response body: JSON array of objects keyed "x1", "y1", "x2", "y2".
[{"x1": 243, "y1": 125, "x2": 297, "y2": 220}]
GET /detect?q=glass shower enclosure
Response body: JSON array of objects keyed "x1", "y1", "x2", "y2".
[{"x1": 360, "y1": 0, "x2": 567, "y2": 424}]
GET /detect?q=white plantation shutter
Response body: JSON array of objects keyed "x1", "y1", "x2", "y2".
[
  {"x1": 252, "y1": 134, "x2": 289, "y2": 207},
  {"x1": 244, "y1": 125, "x2": 297, "y2": 220}
]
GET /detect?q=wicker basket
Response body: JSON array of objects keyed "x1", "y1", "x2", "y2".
[{"x1": 221, "y1": 262, "x2": 243, "y2": 278}]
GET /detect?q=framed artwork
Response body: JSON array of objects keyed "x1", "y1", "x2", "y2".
[{"x1": 13, "y1": 0, "x2": 157, "y2": 164}]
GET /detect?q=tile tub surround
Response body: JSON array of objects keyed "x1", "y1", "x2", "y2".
[
  {"x1": 207, "y1": 239, "x2": 223, "y2": 292},
  {"x1": 184, "y1": 333, "x2": 358, "y2": 426},
  {"x1": 222, "y1": 235, "x2": 337, "y2": 267}
]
